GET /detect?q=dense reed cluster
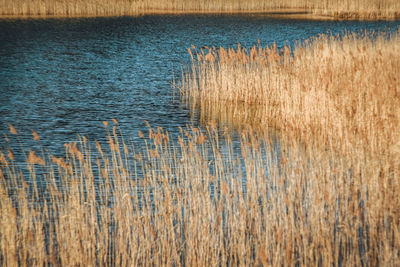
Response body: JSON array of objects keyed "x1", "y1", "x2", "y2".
[
  {"x1": 178, "y1": 31, "x2": 400, "y2": 264},
  {"x1": 0, "y1": 26, "x2": 399, "y2": 266},
  {"x1": 1, "y1": 0, "x2": 400, "y2": 19},
  {"x1": 1, "y1": 119, "x2": 399, "y2": 265},
  {"x1": 181, "y1": 31, "x2": 400, "y2": 158}
]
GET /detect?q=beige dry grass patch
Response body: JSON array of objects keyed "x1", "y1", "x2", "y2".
[
  {"x1": 0, "y1": 121, "x2": 399, "y2": 265},
  {"x1": 181, "y1": 31, "x2": 400, "y2": 158},
  {"x1": 0, "y1": 30, "x2": 399, "y2": 267},
  {"x1": 1, "y1": 0, "x2": 400, "y2": 19}
]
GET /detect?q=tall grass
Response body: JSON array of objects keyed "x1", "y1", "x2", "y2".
[
  {"x1": 1, "y1": 31, "x2": 399, "y2": 266},
  {"x1": 1, "y1": 121, "x2": 399, "y2": 265},
  {"x1": 181, "y1": 31, "x2": 400, "y2": 158},
  {"x1": 1, "y1": 0, "x2": 400, "y2": 19},
  {"x1": 178, "y1": 31, "x2": 400, "y2": 264}
]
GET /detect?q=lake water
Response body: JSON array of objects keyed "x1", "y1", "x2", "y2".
[{"x1": 1, "y1": 15, "x2": 399, "y2": 155}]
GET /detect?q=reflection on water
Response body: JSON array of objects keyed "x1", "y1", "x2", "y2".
[
  {"x1": 191, "y1": 98, "x2": 268, "y2": 133},
  {"x1": 0, "y1": 15, "x2": 399, "y2": 154}
]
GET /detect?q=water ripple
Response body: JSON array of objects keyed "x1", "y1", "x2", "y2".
[{"x1": 0, "y1": 15, "x2": 399, "y2": 153}]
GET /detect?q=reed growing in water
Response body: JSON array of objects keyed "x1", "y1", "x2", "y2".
[
  {"x1": 0, "y1": 120, "x2": 399, "y2": 265},
  {"x1": 1, "y1": 0, "x2": 399, "y2": 19},
  {"x1": 179, "y1": 31, "x2": 400, "y2": 264},
  {"x1": 181, "y1": 31, "x2": 400, "y2": 158},
  {"x1": 0, "y1": 31, "x2": 399, "y2": 266}
]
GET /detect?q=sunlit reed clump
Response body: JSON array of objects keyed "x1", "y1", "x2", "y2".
[
  {"x1": 181, "y1": 31, "x2": 400, "y2": 159},
  {"x1": 1, "y1": 121, "x2": 399, "y2": 266},
  {"x1": 177, "y1": 32, "x2": 400, "y2": 264},
  {"x1": 1, "y1": 0, "x2": 400, "y2": 19}
]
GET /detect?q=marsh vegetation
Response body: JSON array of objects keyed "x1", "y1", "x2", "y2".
[
  {"x1": 1, "y1": 31, "x2": 399, "y2": 265},
  {"x1": 1, "y1": 122, "x2": 398, "y2": 266},
  {"x1": 181, "y1": 31, "x2": 400, "y2": 157},
  {"x1": 1, "y1": 0, "x2": 400, "y2": 19}
]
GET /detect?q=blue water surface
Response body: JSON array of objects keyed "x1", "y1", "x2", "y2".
[{"x1": 0, "y1": 15, "x2": 399, "y2": 154}]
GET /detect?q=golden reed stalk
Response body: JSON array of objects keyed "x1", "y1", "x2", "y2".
[{"x1": 1, "y1": 0, "x2": 400, "y2": 19}]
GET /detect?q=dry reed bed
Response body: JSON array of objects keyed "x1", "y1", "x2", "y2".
[
  {"x1": 0, "y1": 30, "x2": 399, "y2": 267},
  {"x1": 1, "y1": 0, "x2": 400, "y2": 19},
  {"x1": 178, "y1": 31, "x2": 400, "y2": 264},
  {"x1": 181, "y1": 31, "x2": 400, "y2": 159},
  {"x1": 0, "y1": 121, "x2": 399, "y2": 266}
]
